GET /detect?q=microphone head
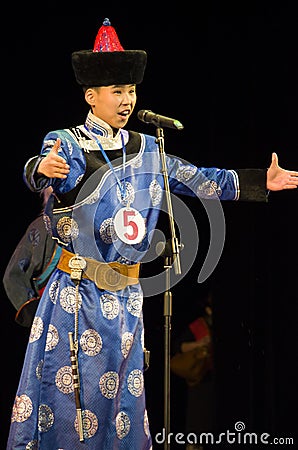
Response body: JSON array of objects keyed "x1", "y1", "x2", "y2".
[
  {"x1": 137, "y1": 109, "x2": 184, "y2": 130},
  {"x1": 137, "y1": 110, "x2": 150, "y2": 122}
]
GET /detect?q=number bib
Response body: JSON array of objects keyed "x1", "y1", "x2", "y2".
[{"x1": 114, "y1": 207, "x2": 146, "y2": 244}]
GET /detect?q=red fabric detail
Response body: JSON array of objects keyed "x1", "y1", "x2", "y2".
[
  {"x1": 189, "y1": 317, "x2": 209, "y2": 341},
  {"x1": 38, "y1": 287, "x2": 46, "y2": 297},
  {"x1": 93, "y1": 19, "x2": 124, "y2": 52}
]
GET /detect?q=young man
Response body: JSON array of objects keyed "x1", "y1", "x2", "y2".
[{"x1": 7, "y1": 18, "x2": 298, "y2": 449}]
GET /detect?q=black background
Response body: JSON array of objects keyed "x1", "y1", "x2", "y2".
[{"x1": 1, "y1": 5, "x2": 298, "y2": 449}]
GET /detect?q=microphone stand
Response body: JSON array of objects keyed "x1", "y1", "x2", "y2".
[{"x1": 155, "y1": 126, "x2": 182, "y2": 450}]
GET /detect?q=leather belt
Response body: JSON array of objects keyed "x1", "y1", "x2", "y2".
[{"x1": 57, "y1": 248, "x2": 140, "y2": 292}]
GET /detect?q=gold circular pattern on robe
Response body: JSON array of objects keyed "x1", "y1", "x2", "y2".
[
  {"x1": 176, "y1": 164, "x2": 197, "y2": 182},
  {"x1": 75, "y1": 409, "x2": 98, "y2": 439},
  {"x1": 116, "y1": 411, "x2": 131, "y2": 439},
  {"x1": 100, "y1": 293, "x2": 120, "y2": 320},
  {"x1": 197, "y1": 180, "x2": 222, "y2": 198},
  {"x1": 116, "y1": 181, "x2": 135, "y2": 205},
  {"x1": 25, "y1": 440, "x2": 38, "y2": 449},
  {"x1": 38, "y1": 404, "x2": 54, "y2": 432},
  {"x1": 56, "y1": 217, "x2": 79, "y2": 243},
  {"x1": 55, "y1": 366, "x2": 74, "y2": 394},
  {"x1": 29, "y1": 316, "x2": 44, "y2": 343},
  {"x1": 127, "y1": 369, "x2": 144, "y2": 397},
  {"x1": 121, "y1": 332, "x2": 134, "y2": 358},
  {"x1": 60, "y1": 286, "x2": 82, "y2": 314},
  {"x1": 36, "y1": 360, "x2": 44, "y2": 380},
  {"x1": 12, "y1": 394, "x2": 33, "y2": 423},
  {"x1": 45, "y1": 324, "x2": 59, "y2": 351},
  {"x1": 99, "y1": 217, "x2": 118, "y2": 244},
  {"x1": 127, "y1": 292, "x2": 143, "y2": 317},
  {"x1": 49, "y1": 279, "x2": 60, "y2": 304},
  {"x1": 99, "y1": 371, "x2": 119, "y2": 399},
  {"x1": 149, "y1": 179, "x2": 162, "y2": 206},
  {"x1": 80, "y1": 329, "x2": 103, "y2": 356}
]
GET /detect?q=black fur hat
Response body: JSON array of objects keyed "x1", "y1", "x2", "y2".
[{"x1": 72, "y1": 18, "x2": 147, "y2": 86}]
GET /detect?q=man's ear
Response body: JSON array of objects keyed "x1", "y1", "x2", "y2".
[{"x1": 85, "y1": 88, "x2": 96, "y2": 106}]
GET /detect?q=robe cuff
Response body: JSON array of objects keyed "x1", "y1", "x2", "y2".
[
  {"x1": 237, "y1": 169, "x2": 268, "y2": 202},
  {"x1": 23, "y1": 155, "x2": 51, "y2": 192}
]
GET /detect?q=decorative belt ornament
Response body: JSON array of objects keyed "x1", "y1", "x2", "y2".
[{"x1": 57, "y1": 248, "x2": 140, "y2": 292}]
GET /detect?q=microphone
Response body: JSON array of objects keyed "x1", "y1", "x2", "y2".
[{"x1": 137, "y1": 110, "x2": 184, "y2": 130}]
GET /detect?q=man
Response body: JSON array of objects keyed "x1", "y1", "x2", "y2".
[{"x1": 7, "y1": 18, "x2": 298, "y2": 449}]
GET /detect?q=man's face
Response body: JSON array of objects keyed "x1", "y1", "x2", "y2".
[{"x1": 86, "y1": 84, "x2": 137, "y2": 129}]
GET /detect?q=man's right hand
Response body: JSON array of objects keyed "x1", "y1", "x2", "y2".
[{"x1": 37, "y1": 138, "x2": 70, "y2": 179}]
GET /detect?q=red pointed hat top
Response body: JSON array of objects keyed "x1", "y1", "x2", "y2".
[{"x1": 93, "y1": 18, "x2": 124, "y2": 52}]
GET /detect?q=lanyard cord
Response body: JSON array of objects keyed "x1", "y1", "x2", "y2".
[{"x1": 94, "y1": 131, "x2": 127, "y2": 201}]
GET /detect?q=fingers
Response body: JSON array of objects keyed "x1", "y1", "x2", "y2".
[
  {"x1": 52, "y1": 160, "x2": 70, "y2": 178},
  {"x1": 288, "y1": 174, "x2": 298, "y2": 184},
  {"x1": 51, "y1": 162, "x2": 70, "y2": 178},
  {"x1": 283, "y1": 185, "x2": 297, "y2": 190},
  {"x1": 51, "y1": 170, "x2": 69, "y2": 179},
  {"x1": 282, "y1": 174, "x2": 298, "y2": 189}
]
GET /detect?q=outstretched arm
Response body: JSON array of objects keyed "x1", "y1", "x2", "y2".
[{"x1": 267, "y1": 152, "x2": 298, "y2": 191}]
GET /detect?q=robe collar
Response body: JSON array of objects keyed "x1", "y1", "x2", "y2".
[{"x1": 81, "y1": 110, "x2": 128, "y2": 150}]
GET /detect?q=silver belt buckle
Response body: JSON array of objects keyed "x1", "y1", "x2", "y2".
[{"x1": 68, "y1": 255, "x2": 87, "y2": 282}]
